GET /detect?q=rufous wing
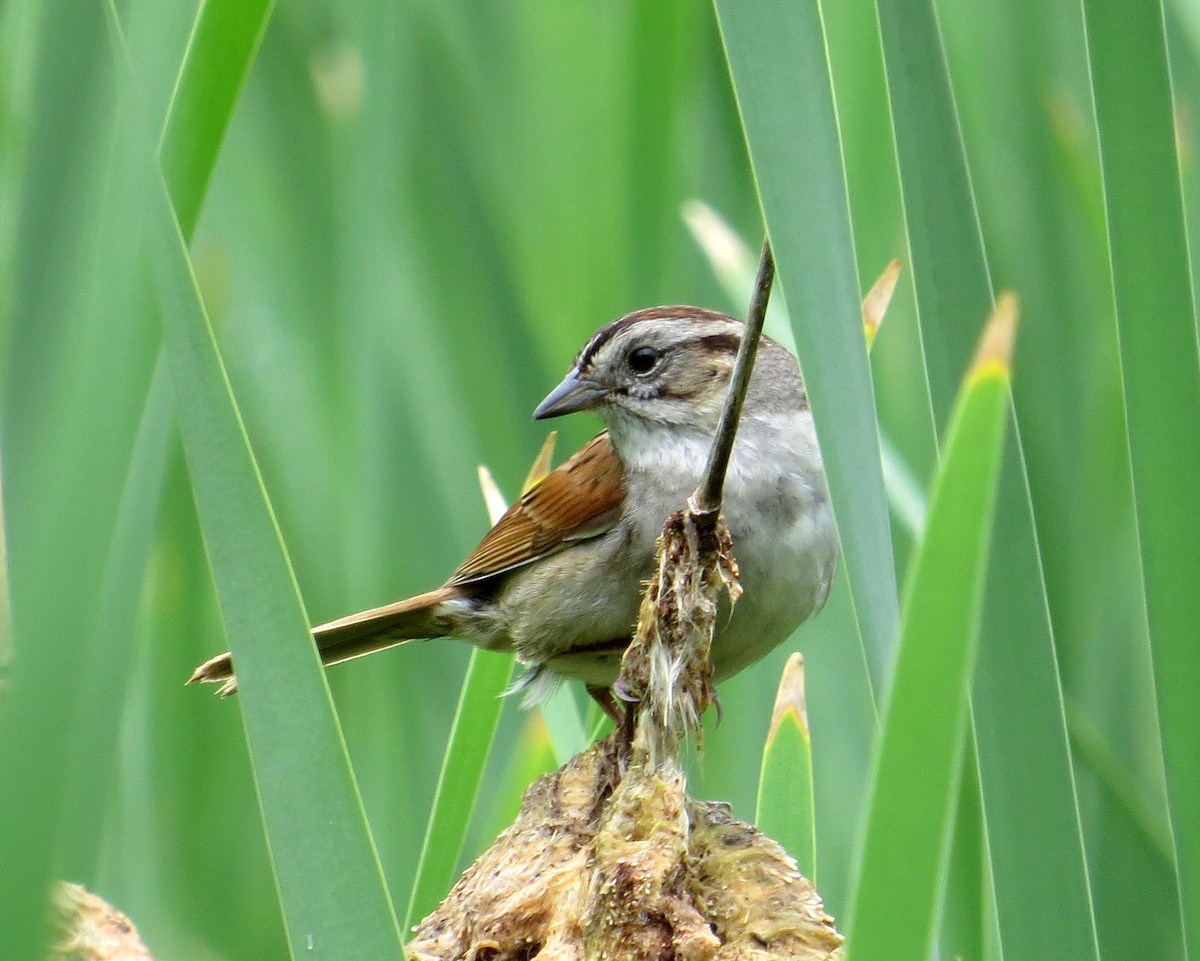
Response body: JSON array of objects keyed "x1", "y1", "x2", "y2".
[
  {"x1": 449, "y1": 431, "x2": 625, "y2": 586},
  {"x1": 310, "y1": 432, "x2": 623, "y2": 669}
]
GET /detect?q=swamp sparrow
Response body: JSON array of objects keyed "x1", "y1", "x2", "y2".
[{"x1": 190, "y1": 306, "x2": 838, "y2": 707}]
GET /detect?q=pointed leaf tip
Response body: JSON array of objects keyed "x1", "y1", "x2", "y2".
[
  {"x1": 477, "y1": 465, "x2": 509, "y2": 525},
  {"x1": 970, "y1": 292, "x2": 1019, "y2": 379},
  {"x1": 682, "y1": 199, "x2": 754, "y2": 278},
  {"x1": 768, "y1": 652, "x2": 810, "y2": 741},
  {"x1": 480, "y1": 432, "x2": 559, "y2": 526},
  {"x1": 862, "y1": 259, "x2": 903, "y2": 348},
  {"x1": 522, "y1": 431, "x2": 558, "y2": 493}
]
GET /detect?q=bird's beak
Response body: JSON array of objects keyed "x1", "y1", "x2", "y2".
[{"x1": 533, "y1": 368, "x2": 609, "y2": 420}]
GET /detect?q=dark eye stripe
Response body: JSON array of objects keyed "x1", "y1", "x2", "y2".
[{"x1": 694, "y1": 332, "x2": 742, "y2": 356}]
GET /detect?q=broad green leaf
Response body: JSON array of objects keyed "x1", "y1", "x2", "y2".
[
  {"x1": 847, "y1": 298, "x2": 1015, "y2": 961},
  {"x1": 1082, "y1": 0, "x2": 1200, "y2": 952},
  {"x1": 875, "y1": 0, "x2": 1101, "y2": 954},
  {"x1": 124, "y1": 3, "x2": 400, "y2": 957},
  {"x1": 714, "y1": 0, "x2": 901, "y2": 703},
  {"x1": 151, "y1": 176, "x2": 404, "y2": 957},
  {"x1": 755, "y1": 653, "x2": 816, "y2": 881}
]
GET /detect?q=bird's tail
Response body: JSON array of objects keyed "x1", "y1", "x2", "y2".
[{"x1": 187, "y1": 587, "x2": 455, "y2": 695}]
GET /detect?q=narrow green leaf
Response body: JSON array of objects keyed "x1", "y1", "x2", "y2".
[
  {"x1": 0, "y1": 0, "x2": 279, "y2": 950},
  {"x1": 58, "y1": 357, "x2": 173, "y2": 875},
  {"x1": 1071, "y1": 710, "x2": 1187, "y2": 960},
  {"x1": 0, "y1": 442, "x2": 9, "y2": 671},
  {"x1": 160, "y1": 0, "x2": 275, "y2": 238},
  {"x1": 150, "y1": 176, "x2": 404, "y2": 958},
  {"x1": 873, "y1": 2, "x2": 991, "y2": 418},
  {"x1": 713, "y1": 0, "x2": 901, "y2": 702},
  {"x1": 847, "y1": 299, "x2": 1015, "y2": 961},
  {"x1": 756, "y1": 653, "x2": 817, "y2": 881},
  {"x1": 1082, "y1": 0, "x2": 1200, "y2": 951},
  {"x1": 940, "y1": 743, "x2": 987, "y2": 961},
  {"x1": 0, "y1": 6, "x2": 156, "y2": 957},
  {"x1": 875, "y1": 0, "x2": 1101, "y2": 954},
  {"x1": 114, "y1": 6, "x2": 402, "y2": 955},
  {"x1": 403, "y1": 648, "x2": 514, "y2": 934}
]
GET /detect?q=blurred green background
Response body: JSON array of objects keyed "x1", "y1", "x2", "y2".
[{"x1": 1, "y1": 0, "x2": 1195, "y2": 958}]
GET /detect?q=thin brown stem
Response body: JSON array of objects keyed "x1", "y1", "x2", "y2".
[{"x1": 692, "y1": 237, "x2": 776, "y2": 514}]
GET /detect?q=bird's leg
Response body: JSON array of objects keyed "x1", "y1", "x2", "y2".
[
  {"x1": 619, "y1": 699, "x2": 637, "y2": 747},
  {"x1": 586, "y1": 685, "x2": 624, "y2": 727},
  {"x1": 587, "y1": 684, "x2": 641, "y2": 753}
]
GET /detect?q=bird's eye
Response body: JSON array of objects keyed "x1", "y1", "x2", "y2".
[{"x1": 627, "y1": 346, "x2": 658, "y2": 374}]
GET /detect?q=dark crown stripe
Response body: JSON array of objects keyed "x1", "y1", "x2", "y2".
[{"x1": 575, "y1": 305, "x2": 740, "y2": 372}]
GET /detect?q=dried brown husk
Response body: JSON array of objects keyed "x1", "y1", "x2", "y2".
[
  {"x1": 51, "y1": 883, "x2": 154, "y2": 961},
  {"x1": 408, "y1": 508, "x2": 843, "y2": 961}
]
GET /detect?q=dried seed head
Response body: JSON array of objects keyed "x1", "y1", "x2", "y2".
[{"x1": 406, "y1": 734, "x2": 843, "y2": 961}]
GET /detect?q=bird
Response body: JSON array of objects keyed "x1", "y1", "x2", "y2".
[{"x1": 189, "y1": 306, "x2": 838, "y2": 714}]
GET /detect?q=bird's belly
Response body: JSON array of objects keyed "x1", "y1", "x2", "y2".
[
  {"x1": 496, "y1": 492, "x2": 837, "y2": 691},
  {"x1": 710, "y1": 498, "x2": 838, "y2": 680},
  {"x1": 496, "y1": 527, "x2": 648, "y2": 684}
]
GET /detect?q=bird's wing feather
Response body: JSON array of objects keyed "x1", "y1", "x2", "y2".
[
  {"x1": 187, "y1": 433, "x2": 624, "y2": 693},
  {"x1": 450, "y1": 431, "x2": 624, "y2": 586}
]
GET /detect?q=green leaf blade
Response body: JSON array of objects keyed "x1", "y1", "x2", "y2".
[
  {"x1": 403, "y1": 649, "x2": 514, "y2": 934},
  {"x1": 151, "y1": 183, "x2": 404, "y2": 959},
  {"x1": 756, "y1": 653, "x2": 817, "y2": 880},
  {"x1": 146, "y1": 0, "x2": 411, "y2": 953},
  {"x1": 848, "y1": 304, "x2": 1014, "y2": 961},
  {"x1": 1082, "y1": 0, "x2": 1200, "y2": 952},
  {"x1": 160, "y1": 0, "x2": 274, "y2": 237},
  {"x1": 0, "y1": 6, "x2": 159, "y2": 957},
  {"x1": 875, "y1": 2, "x2": 1102, "y2": 956},
  {"x1": 714, "y1": 0, "x2": 899, "y2": 705}
]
